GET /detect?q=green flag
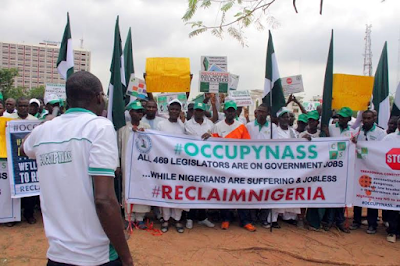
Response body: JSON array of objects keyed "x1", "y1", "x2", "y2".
[
  {"x1": 57, "y1": 12, "x2": 74, "y2": 80},
  {"x1": 372, "y1": 42, "x2": 390, "y2": 129},
  {"x1": 0, "y1": 91, "x2": 3, "y2": 101},
  {"x1": 320, "y1": 30, "x2": 334, "y2": 133},
  {"x1": 391, "y1": 82, "x2": 400, "y2": 117},
  {"x1": 262, "y1": 30, "x2": 285, "y2": 117},
  {"x1": 123, "y1": 27, "x2": 135, "y2": 104},
  {"x1": 107, "y1": 16, "x2": 126, "y2": 131}
]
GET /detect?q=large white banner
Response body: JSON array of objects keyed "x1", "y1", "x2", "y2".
[
  {"x1": 0, "y1": 159, "x2": 21, "y2": 223},
  {"x1": 354, "y1": 141, "x2": 400, "y2": 210},
  {"x1": 125, "y1": 131, "x2": 355, "y2": 209}
]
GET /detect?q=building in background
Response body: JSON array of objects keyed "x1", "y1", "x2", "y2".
[{"x1": 0, "y1": 41, "x2": 90, "y2": 89}]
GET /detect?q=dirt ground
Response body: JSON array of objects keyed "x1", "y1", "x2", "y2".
[{"x1": 1, "y1": 210, "x2": 400, "y2": 266}]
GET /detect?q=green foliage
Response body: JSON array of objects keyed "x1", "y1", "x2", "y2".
[
  {"x1": 5, "y1": 86, "x2": 27, "y2": 100},
  {"x1": 0, "y1": 68, "x2": 19, "y2": 99},
  {"x1": 28, "y1": 86, "x2": 45, "y2": 99}
]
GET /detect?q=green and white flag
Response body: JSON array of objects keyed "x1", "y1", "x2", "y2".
[
  {"x1": 391, "y1": 82, "x2": 400, "y2": 117},
  {"x1": 372, "y1": 42, "x2": 390, "y2": 130},
  {"x1": 107, "y1": 16, "x2": 126, "y2": 131},
  {"x1": 263, "y1": 30, "x2": 285, "y2": 117},
  {"x1": 123, "y1": 27, "x2": 134, "y2": 104},
  {"x1": 0, "y1": 91, "x2": 3, "y2": 101},
  {"x1": 320, "y1": 30, "x2": 334, "y2": 133},
  {"x1": 57, "y1": 12, "x2": 74, "y2": 80}
]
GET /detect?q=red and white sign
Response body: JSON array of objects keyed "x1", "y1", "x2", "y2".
[
  {"x1": 281, "y1": 75, "x2": 304, "y2": 96},
  {"x1": 386, "y1": 148, "x2": 400, "y2": 170}
]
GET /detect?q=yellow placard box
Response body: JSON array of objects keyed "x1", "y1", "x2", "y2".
[
  {"x1": 332, "y1": 74, "x2": 374, "y2": 111},
  {"x1": 0, "y1": 117, "x2": 14, "y2": 158},
  {"x1": 145, "y1": 57, "x2": 191, "y2": 93}
]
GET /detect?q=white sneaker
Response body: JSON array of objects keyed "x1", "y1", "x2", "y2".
[
  {"x1": 198, "y1": 218, "x2": 215, "y2": 228},
  {"x1": 186, "y1": 219, "x2": 193, "y2": 229},
  {"x1": 387, "y1": 234, "x2": 396, "y2": 243},
  {"x1": 361, "y1": 220, "x2": 368, "y2": 226}
]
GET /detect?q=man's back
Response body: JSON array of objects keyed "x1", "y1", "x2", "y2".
[{"x1": 23, "y1": 108, "x2": 119, "y2": 265}]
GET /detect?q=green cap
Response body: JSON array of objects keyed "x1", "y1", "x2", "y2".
[
  {"x1": 298, "y1": 113, "x2": 309, "y2": 123},
  {"x1": 337, "y1": 107, "x2": 353, "y2": 118},
  {"x1": 126, "y1": 101, "x2": 144, "y2": 111},
  {"x1": 194, "y1": 102, "x2": 206, "y2": 111},
  {"x1": 224, "y1": 101, "x2": 237, "y2": 110},
  {"x1": 307, "y1": 110, "x2": 320, "y2": 121},
  {"x1": 276, "y1": 107, "x2": 290, "y2": 117}
]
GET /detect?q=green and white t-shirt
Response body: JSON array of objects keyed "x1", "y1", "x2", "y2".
[{"x1": 23, "y1": 108, "x2": 119, "y2": 266}]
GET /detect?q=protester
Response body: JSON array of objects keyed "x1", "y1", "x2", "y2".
[
  {"x1": 156, "y1": 99, "x2": 186, "y2": 233},
  {"x1": 387, "y1": 116, "x2": 398, "y2": 134},
  {"x1": 22, "y1": 71, "x2": 133, "y2": 266},
  {"x1": 296, "y1": 113, "x2": 308, "y2": 134},
  {"x1": 43, "y1": 94, "x2": 64, "y2": 119},
  {"x1": 28, "y1": 98, "x2": 41, "y2": 118},
  {"x1": 3, "y1": 98, "x2": 16, "y2": 117},
  {"x1": 272, "y1": 107, "x2": 301, "y2": 228},
  {"x1": 351, "y1": 109, "x2": 386, "y2": 234},
  {"x1": 142, "y1": 99, "x2": 165, "y2": 129},
  {"x1": 212, "y1": 101, "x2": 255, "y2": 232},
  {"x1": 383, "y1": 117, "x2": 400, "y2": 243},
  {"x1": 246, "y1": 104, "x2": 277, "y2": 229},
  {"x1": 236, "y1": 106, "x2": 250, "y2": 124},
  {"x1": 0, "y1": 101, "x2": 4, "y2": 117},
  {"x1": 118, "y1": 101, "x2": 150, "y2": 230},
  {"x1": 184, "y1": 102, "x2": 215, "y2": 229},
  {"x1": 186, "y1": 102, "x2": 194, "y2": 120}
]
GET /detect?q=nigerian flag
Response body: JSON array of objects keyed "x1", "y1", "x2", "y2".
[
  {"x1": 123, "y1": 27, "x2": 134, "y2": 104},
  {"x1": 372, "y1": 42, "x2": 390, "y2": 129},
  {"x1": 107, "y1": 16, "x2": 126, "y2": 131},
  {"x1": 320, "y1": 30, "x2": 334, "y2": 133},
  {"x1": 57, "y1": 12, "x2": 74, "y2": 80},
  {"x1": 263, "y1": 30, "x2": 285, "y2": 117},
  {"x1": 391, "y1": 82, "x2": 400, "y2": 117}
]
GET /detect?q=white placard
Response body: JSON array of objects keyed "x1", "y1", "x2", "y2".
[
  {"x1": 229, "y1": 90, "x2": 253, "y2": 107},
  {"x1": 281, "y1": 75, "x2": 304, "y2": 96},
  {"x1": 44, "y1": 83, "x2": 66, "y2": 103},
  {"x1": 0, "y1": 159, "x2": 21, "y2": 223},
  {"x1": 201, "y1": 56, "x2": 227, "y2": 71}
]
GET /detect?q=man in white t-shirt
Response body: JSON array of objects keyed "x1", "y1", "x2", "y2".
[
  {"x1": 142, "y1": 99, "x2": 165, "y2": 130},
  {"x1": 22, "y1": 71, "x2": 133, "y2": 266},
  {"x1": 184, "y1": 102, "x2": 215, "y2": 229},
  {"x1": 156, "y1": 99, "x2": 186, "y2": 233},
  {"x1": 2, "y1": 98, "x2": 16, "y2": 117}
]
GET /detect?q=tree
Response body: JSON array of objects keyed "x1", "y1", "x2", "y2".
[
  {"x1": 28, "y1": 86, "x2": 45, "y2": 99},
  {"x1": 182, "y1": 0, "x2": 327, "y2": 46},
  {"x1": 5, "y1": 86, "x2": 27, "y2": 100},
  {"x1": 0, "y1": 68, "x2": 19, "y2": 99}
]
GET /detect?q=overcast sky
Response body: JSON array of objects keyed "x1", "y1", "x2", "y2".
[{"x1": 0, "y1": 0, "x2": 399, "y2": 100}]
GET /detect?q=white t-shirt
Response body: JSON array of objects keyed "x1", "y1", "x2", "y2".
[
  {"x1": 212, "y1": 119, "x2": 250, "y2": 139},
  {"x1": 246, "y1": 120, "x2": 277, "y2": 140},
  {"x1": 299, "y1": 129, "x2": 321, "y2": 139},
  {"x1": 156, "y1": 119, "x2": 185, "y2": 134},
  {"x1": 329, "y1": 123, "x2": 356, "y2": 138},
  {"x1": 356, "y1": 123, "x2": 386, "y2": 141},
  {"x1": 23, "y1": 108, "x2": 119, "y2": 266},
  {"x1": 276, "y1": 126, "x2": 298, "y2": 139},
  {"x1": 5, "y1": 113, "x2": 38, "y2": 120},
  {"x1": 184, "y1": 118, "x2": 214, "y2": 136},
  {"x1": 142, "y1": 116, "x2": 166, "y2": 130},
  {"x1": 383, "y1": 132, "x2": 400, "y2": 141}
]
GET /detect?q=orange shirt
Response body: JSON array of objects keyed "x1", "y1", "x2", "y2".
[{"x1": 212, "y1": 119, "x2": 251, "y2": 139}]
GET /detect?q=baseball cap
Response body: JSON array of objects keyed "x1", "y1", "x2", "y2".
[
  {"x1": 168, "y1": 99, "x2": 182, "y2": 107},
  {"x1": 337, "y1": 107, "x2": 353, "y2": 118},
  {"x1": 126, "y1": 101, "x2": 144, "y2": 111},
  {"x1": 298, "y1": 113, "x2": 309, "y2": 123},
  {"x1": 29, "y1": 98, "x2": 41, "y2": 107},
  {"x1": 194, "y1": 102, "x2": 206, "y2": 111},
  {"x1": 307, "y1": 110, "x2": 320, "y2": 121},
  {"x1": 224, "y1": 101, "x2": 237, "y2": 110},
  {"x1": 276, "y1": 107, "x2": 290, "y2": 117}
]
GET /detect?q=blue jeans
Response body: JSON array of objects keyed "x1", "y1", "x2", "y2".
[{"x1": 325, "y1": 208, "x2": 345, "y2": 226}]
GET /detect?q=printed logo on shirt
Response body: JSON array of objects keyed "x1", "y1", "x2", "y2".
[
  {"x1": 135, "y1": 133, "x2": 152, "y2": 154},
  {"x1": 39, "y1": 151, "x2": 72, "y2": 166}
]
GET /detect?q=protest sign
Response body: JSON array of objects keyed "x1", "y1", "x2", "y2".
[
  {"x1": 353, "y1": 141, "x2": 400, "y2": 211},
  {"x1": 44, "y1": 83, "x2": 66, "y2": 103},
  {"x1": 125, "y1": 131, "x2": 354, "y2": 209},
  {"x1": 229, "y1": 90, "x2": 253, "y2": 107},
  {"x1": 6, "y1": 120, "x2": 40, "y2": 198},
  {"x1": 157, "y1": 93, "x2": 188, "y2": 114},
  {"x1": 0, "y1": 117, "x2": 13, "y2": 158},
  {"x1": 126, "y1": 74, "x2": 147, "y2": 99},
  {"x1": 281, "y1": 75, "x2": 304, "y2": 96},
  {"x1": 201, "y1": 56, "x2": 227, "y2": 71},
  {"x1": 229, "y1": 74, "x2": 239, "y2": 90},
  {"x1": 303, "y1": 101, "x2": 321, "y2": 112},
  {"x1": 199, "y1": 71, "x2": 229, "y2": 93},
  {"x1": 145, "y1": 58, "x2": 191, "y2": 93},
  {"x1": 332, "y1": 74, "x2": 374, "y2": 110},
  {"x1": 0, "y1": 159, "x2": 21, "y2": 223}
]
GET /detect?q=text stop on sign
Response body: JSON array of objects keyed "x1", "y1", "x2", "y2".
[{"x1": 386, "y1": 148, "x2": 400, "y2": 170}]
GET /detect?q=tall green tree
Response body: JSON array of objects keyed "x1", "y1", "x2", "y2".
[{"x1": 0, "y1": 68, "x2": 19, "y2": 99}]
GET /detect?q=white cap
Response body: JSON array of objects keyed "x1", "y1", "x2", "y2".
[
  {"x1": 168, "y1": 99, "x2": 182, "y2": 107},
  {"x1": 29, "y1": 98, "x2": 40, "y2": 106},
  {"x1": 276, "y1": 107, "x2": 290, "y2": 117},
  {"x1": 44, "y1": 94, "x2": 60, "y2": 105}
]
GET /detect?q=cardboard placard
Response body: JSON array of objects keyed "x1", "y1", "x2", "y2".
[
  {"x1": 199, "y1": 71, "x2": 229, "y2": 93},
  {"x1": 126, "y1": 74, "x2": 147, "y2": 99},
  {"x1": 201, "y1": 56, "x2": 227, "y2": 71},
  {"x1": 229, "y1": 90, "x2": 253, "y2": 107},
  {"x1": 157, "y1": 93, "x2": 188, "y2": 114},
  {"x1": 44, "y1": 83, "x2": 66, "y2": 103},
  {"x1": 281, "y1": 75, "x2": 304, "y2": 96}
]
